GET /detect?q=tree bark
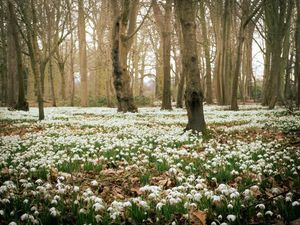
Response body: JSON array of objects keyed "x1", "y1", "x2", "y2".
[
  {"x1": 199, "y1": 0, "x2": 213, "y2": 104},
  {"x1": 11, "y1": 0, "x2": 29, "y2": 110},
  {"x1": 78, "y1": 0, "x2": 88, "y2": 107},
  {"x1": 295, "y1": 0, "x2": 300, "y2": 107},
  {"x1": 152, "y1": 0, "x2": 172, "y2": 110},
  {"x1": 110, "y1": 0, "x2": 138, "y2": 112},
  {"x1": 175, "y1": 0, "x2": 206, "y2": 133}
]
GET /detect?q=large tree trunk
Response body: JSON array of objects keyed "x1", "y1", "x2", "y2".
[
  {"x1": 78, "y1": 0, "x2": 88, "y2": 107},
  {"x1": 263, "y1": 0, "x2": 293, "y2": 109},
  {"x1": 8, "y1": 0, "x2": 29, "y2": 111},
  {"x1": 110, "y1": 0, "x2": 138, "y2": 112},
  {"x1": 6, "y1": 0, "x2": 18, "y2": 107},
  {"x1": 199, "y1": 0, "x2": 213, "y2": 104},
  {"x1": 0, "y1": 0, "x2": 7, "y2": 105},
  {"x1": 175, "y1": 0, "x2": 206, "y2": 133},
  {"x1": 295, "y1": 0, "x2": 300, "y2": 107}
]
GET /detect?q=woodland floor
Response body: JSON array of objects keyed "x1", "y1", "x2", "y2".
[{"x1": 0, "y1": 105, "x2": 300, "y2": 225}]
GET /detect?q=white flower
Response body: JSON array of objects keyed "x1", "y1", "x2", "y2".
[
  {"x1": 73, "y1": 186, "x2": 80, "y2": 192},
  {"x1": 21, "y1": 213, "x2": 29, "y2": 221},
  {"x1": 91, "y1": 180, "x2": 98, "y2": 186},
  {"x1": 95, "y1": 215, "x2": 102, "y2": 223},
  {"x1": 79, "y1": 208, "x2": 87, "y2": 214},
  {"x1": 49, "y1": 207, "x2": 60, "y2": 217},
  {"x1": 93, "y1": 203, "x2": 105, "y2": 212},
  {"x1": 0, "y1": 210, "x2": 4, "y2": 216},
  {"x1": 292, "y1": 201, "x2": 300, "y2": 206},
  {"x1": 8, "y1": 222, "x2": 17, "y2": 225},
  {"x1": 227, "y1": 204, "x2": 233, "y2": 209},
  {"x1": 156, "y1": 202, "x2": 164, "y2": 210},
  {"x1": 256, "y1": 204, "x2": 265, "y2": 210},
  {"x1": 211, "y1": 222, "x2": 217, "y2": 225},
  {"x1": 265, "y1": 211, "x2": 273, "y2": 216},
  {"x1": 257, "y1": 212, "x2": 263, "y2": 218},
  {"x1": 227, "y1": 214, "x2": 236, "y2": 222}
]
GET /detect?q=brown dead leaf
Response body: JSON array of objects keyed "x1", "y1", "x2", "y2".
[
  {"x1": 158, "y1": 178, "x2": 172, "y2": 188},
  {"x1": 191, "y1": 210, "x2": 207, "y2": 225},
  {"x1": 1, "y1": 167, "x2": 9, "y2": 176},
  {"x1": 49, "y1": 167, "x2": 58, "y2": 182},
  {"x1": 130, "y1": 187, "x2": 142, "y2": 196},
  {"x1": 100, "y1": 169, "x2": 116, "y2": 176}
]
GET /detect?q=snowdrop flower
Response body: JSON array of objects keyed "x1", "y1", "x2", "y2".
[
  {"x1": 49, "y1": 207, "x2": 60, "y2": 217},
  {"x1": 292, "y1": 201, "x2": 300, "y2": 206},
  {"x1": 21, "y1": 213, "x2": 29, "y2": 221},
  {"x1": 73, "y1": 186, "x2": 80, "y2": 192},
  {"x1": 51, "y1": 199, "x2": 58, "y2": 205},
  {"x1": 257, "y1": 212, "x2": 263, "y2": 218},
  {"x1": 211, "y1": 222, "x2": 217, "y2": 225},
  {"x1": 93, "y1": 203, "x2": 105, "y2": 212},
  {"x1": 227, "y1": 214, "x2": 236, "y2": 222},
  {"x1": 256, "y1": 204, "x2": 265, "y2": 210},
  {"x1": 227, "y1": 204, "x2": 233, "y2": 209},
  {"x1": 156, "y1": 202, "x2": 164, "y2": 210},
  {"x1": 79, "y1": 208, "x2": 87, "y2": 214},
  {"x1": 8, "y1": 222, "x2": 17, "y2": 225},
  {"x1": 0, "y1": 210, "x2": 4, "y2": 216},
  {"x1": 95, "y1": 215, "x2": 102, "y2": 223},
  {"x1": 265, "y1": 211, "x2": 273, "y2": 216},
  {"x1": 91, "y1": 180, "x2": 98, "y2": 186}
]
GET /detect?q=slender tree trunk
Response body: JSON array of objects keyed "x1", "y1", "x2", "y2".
[
  {"x1": 48, "y1": 58, "x2": 56, "y2": 107},
  {"x1": 176, "y1": 71, "x2": 185, "y2": 108},
  {"x1": 295, "y1": 0, "x2": 300, "y2": 107},
  {"x1": 6, "y1": 2, "x2": 17, "y2": 107},
  {"x1": 152, "y1": 0, "x2": 172, "y2": 110},
  {"x1": 78, "y1": 0, "x2": 88, "y2": 107},
  {"x1": 0, "y1": 0, "x2": 7, "y2": 105},
  {"x1": 110, "y1": 0, "x2": 138, "y2": 112},
  {"x1": 175, "y1": 0, "x2": 206, "y2": 133},
  {"x1": 230, "y1": 25, "x2": 244, "y2": 110},
  {"x1": 199, "y1": 0, "x2": 213, "y2": 104},
  {"x1": 58, "y1": 63, "x2": 66, "y2": 101}
]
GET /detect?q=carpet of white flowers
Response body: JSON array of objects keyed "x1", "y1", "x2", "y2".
[{"x1": 0, "y1": 105, "x2": 300, "y2": 225}]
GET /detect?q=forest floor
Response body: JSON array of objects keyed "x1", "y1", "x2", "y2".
[{"x1": 0, "y1": 105, "x2": 300, "y2": 225}]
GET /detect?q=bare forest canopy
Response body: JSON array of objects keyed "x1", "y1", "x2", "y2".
[{"x1": 0, "y1": 0, "x2": 300, "y2": 128}]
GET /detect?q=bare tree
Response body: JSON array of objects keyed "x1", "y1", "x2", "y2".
[
  {"x1": 110, "y1": 0, "x2": 141, "y2": 112},
  {"x1": 152, "y1": 0, "x2": 172, "y2": 110},
  {"x1": 175, "y1": 0, "x2": 206, "y2": 132}
]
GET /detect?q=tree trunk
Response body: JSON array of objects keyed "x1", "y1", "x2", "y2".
[
  {"x1": 110, "y1": 0, "x2": 138, "y2": 112},
  {"x1": 6, "y1": 0, "x2": 18, "y2": 107},
  {"x1": 152, "y1": 0, "x2": 172, "y2": 110},
  {"x1": 48, "y1": 57, "x2": 57, "y2": 107},
  {"x1": 199, "y1": 0, "x2": 213, "y2": 104},
  {"x1": 78, "y1": 0, "x2": 88, "y2": 107},
  {"x1": 295, "y1": 0, "x2": 300, "y2": 107},
  {"x1": 176, "y1": 71, "x2": 185, "y2": 108},
  {"x1": 0, "y1": 0, "x2": 7, "y2": 105},
  {"x1": 175, "y1": 0, "x2": 206, "y2": 133}
]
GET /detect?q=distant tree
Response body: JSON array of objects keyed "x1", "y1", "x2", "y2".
[
  {"x1": 262, "y1": 0, "x2": 293, "y2": 109},
  {"x1": 175, "y1": 0, "x2": 206, "y2": 132},
  {"x1": 78, "y1": 0, "x2": 88, "y2": 107},
  {"x1": 199, "y1": 0, "x2": 213, "y2": 104},
  {"x1": 296, "y1": 0, "x2": 300, "y2": 107},
  {"x1": 152, "y1": 0, "x2": 172, "y2": 110},
  {"x1": 110, "y1": 0, "x2": 140, "y2": 112},
  {"x1": 7, "y1": 0, "x2": 28, "y2": 111}
]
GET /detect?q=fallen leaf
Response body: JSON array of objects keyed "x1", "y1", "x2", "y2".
[{"x1": 192, "y1": 210, "x2": 207, "y2": 225}]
